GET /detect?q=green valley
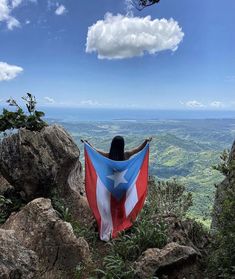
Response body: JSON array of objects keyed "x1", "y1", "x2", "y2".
[{"x1": 54, "y1": 119, "x2": 235, "y2": 225}]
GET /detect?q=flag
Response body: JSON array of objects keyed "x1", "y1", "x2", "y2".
[{"x1": 84, "y1": 142, "x2": 149, "y2": 241}]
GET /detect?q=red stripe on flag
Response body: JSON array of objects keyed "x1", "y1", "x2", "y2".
[
  {"x1": 111, "y1": 149, "x2": 149, "y2": 238},
  {"x1": 111, "y1": 194, "x2": 127, "y2": 238},
  {"x1": 130, "y1": 148, "x2": 149, "y2": 221},
  {"x1": 85, "y1": 149, "x2": 101, "y2": 234}
]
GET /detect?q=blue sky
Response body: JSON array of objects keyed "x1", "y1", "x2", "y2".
[{"x1": 0, "y1": 0, "x2": 234, "y2": 109}]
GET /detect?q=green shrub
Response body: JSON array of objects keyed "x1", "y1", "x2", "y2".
[
  {"x1": 96, "y1": 254, "x2": 135, "y2": 279},
  {"x1": 0, "y1": 93, "x2": 47, "y2": 134},
  {"x1": 208, "y1": 152, "x2": 235, "y2": 278},
  {"x1": 148, "y1": 177, "x2": 193, "y2": 219}
]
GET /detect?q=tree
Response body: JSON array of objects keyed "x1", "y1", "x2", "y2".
[{"x1": 131, "y1": 0, "x2": 161, "y2": 11}]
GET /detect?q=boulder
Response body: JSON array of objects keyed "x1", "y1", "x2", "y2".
[
  {"x1": 2, "y1": 198, "x2": 92, "y2": 279},
  {"x1": 0, "y1": 124, "x2": 92, "y2": 223},
  {"x1": 0, "y1": 229, "x2": 39, "y2": 278},
  {"x1": 134, "y1": 242, "x2": 200, "y2": 279}
]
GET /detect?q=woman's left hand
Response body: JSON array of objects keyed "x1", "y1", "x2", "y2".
[{"x1": 146, "y1": 137, "x2": 153, "y2": 142}]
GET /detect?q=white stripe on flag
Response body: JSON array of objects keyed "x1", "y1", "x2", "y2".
[
  {"x1": 96, "y1": 176, "x2": 113, "y2": 241},
  {"x1": 124, "y1": 172, "x2": 139, "y2": 217}
]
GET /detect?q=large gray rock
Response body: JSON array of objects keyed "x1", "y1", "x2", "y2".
[
  {"x1": 0, "y1": 124, "x2": 92, "y2": 223},
  {"x1": 211, "y1": 140, "x2": 235, "y2": 230},
  {"x1": 2, "y1": 198, "x2": 91, "y2": 279},
  {"x1": 0, "y1": 229, "x2": 39, "y2": 279},
  {"x1": 134, "y1": 242, "x2": 200, "y2": 279}
]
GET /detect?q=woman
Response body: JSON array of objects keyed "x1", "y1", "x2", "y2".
[
  {"x1": 83, "y1": 136, "x2": 152, "y2": 241},
  {"x1": 83, "y1": 136, "x2": 152, "y2": 161}
]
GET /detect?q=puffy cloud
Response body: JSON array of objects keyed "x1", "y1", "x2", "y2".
[
  {"x1": 0, "y1": 61, "x2": 23, "y2": 81},
  {"x1": 55, "y1": 4, "x2": 66, "y2": 15},
  {"x1": 86, "y1": 13, "x2": 184, "y2": 60},
  {"x1": 44, "y1": 96, "x2": 55, "y2": 104},
  {"x1": 182, "y1": 100, "x2": 205, "y2": 108},
  {"x1": 210, "y1": 101, "x2": 223, "y2": 108}
]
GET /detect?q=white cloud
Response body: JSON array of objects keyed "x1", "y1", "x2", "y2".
[
  {"x1": 55, "y1": 4, "x2": 66, "y2": 15},
  {"x1": 11, "y1": 0, "x2": 23, "y2": 8},
  {"x1": 44, "y1": 96, "x2": 55, "y2": 104},
  {"x1": 80, "y1": 99, "x2": 100, "y2": 106},
  {"x1": 0, "y1": 0, "x2": 36, "y2": 30},
  {"x1": 7, "y1": 16, "x2": 20, "y2": 29},
  {"x1": 0, "y1": 61, "x2": 23, "y2": 81},
  {"x1": 86, "y1": 13, "x2": 184, "y2": 60},
  {"x1": 210, "y1": 101, "x2": 224, "y2": 108},
  {"x1": 182, "y1": 100, "x2": 205, "y2": 108}
]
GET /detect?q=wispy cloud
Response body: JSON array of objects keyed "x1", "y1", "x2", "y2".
[
  {"x1": 0, "y1": 0, "x2": 19, "y2": 30},
  {"x1": 86, "y1": 13, "x2": 184, "y2": 60},
  {"x1": 55, "y1": 4, "x2": 67, "y2": 15},
  {"x1": 0, "y1": 61, "x2": 23, "y2": 81},
  {"x1": 0, "y1": 0, "x2": 65, "y2": 30},
  {"x1": 180, "y1": 100, "x2": 227, "y2": 109},
  {"x1": 210, "y1": 101, "x2": 224, "y2": 108},
  {"x1": 180, "y1": 100, "x2": 205, "y2": 108},
  {"x1": 44, "y1": 96, "x2": 55, "y2": 104},
  {"x1": 80, "y1": 99, "x2": 100, "y2": 106},
  {"x1": 124, "y1": 0, "x2": 133, "y2": 14},
  {"x1": 225, "y1": 75, "x2": 235, "y2": 82},
  {"x1": 0, "y1": 0, "x2": 36, "y2": 30}
]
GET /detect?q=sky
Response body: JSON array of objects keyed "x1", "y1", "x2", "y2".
[{"x1": 0, "y1": 0, "x2": 235, "y2": 110}]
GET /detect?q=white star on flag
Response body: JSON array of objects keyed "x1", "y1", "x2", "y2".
[{"x1": 107, "y1": 169, "x2": 128, "y2": 188}]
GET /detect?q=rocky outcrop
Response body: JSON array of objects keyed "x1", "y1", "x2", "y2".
[
  {"x1": 211, "y1": 140, "x2": 235, "y2": 230},
  {"x1": 134, "y1": 242, "x2": 200, "y2": 279},
  {"x1": 2, "y1": 198, "x2": 91, "y2": 279},
  {"x1": 0, "y1": 229, "x2": 39, "y2": 278},
  {"x1": 0, "y1": 125, "x2": 92, "y2": 223}
]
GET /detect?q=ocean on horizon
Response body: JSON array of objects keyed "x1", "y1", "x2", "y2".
[
  {"x1": 1, "y1": 105, "x2": 235, "y2": 122},
  {"x1": 39, "y1": 107, "x2": 235, "y2": 122}
]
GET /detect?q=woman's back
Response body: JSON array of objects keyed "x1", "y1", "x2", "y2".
[{"x1": 85, "y1": 136, "x2": 151, "y2": 161}]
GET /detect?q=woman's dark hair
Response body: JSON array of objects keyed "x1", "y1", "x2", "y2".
[{"x1": 109, "y1": 136, "x2": 125, "y2": 161}]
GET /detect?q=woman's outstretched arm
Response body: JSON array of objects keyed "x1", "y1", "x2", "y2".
[
  {"x1": 81, "y1": 139, "x2": 109, "y2": 157},
  {"x1": 125, "y1": 137, "x2": 152, "y2": 158}
]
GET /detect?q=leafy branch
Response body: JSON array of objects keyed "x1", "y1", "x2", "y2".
[
  {"x1": 0, "y1": 93, "x2": 48, "y2": 133},
  {"x1": 131, "y1": 0, "x2": 161, "y2": 11}
]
